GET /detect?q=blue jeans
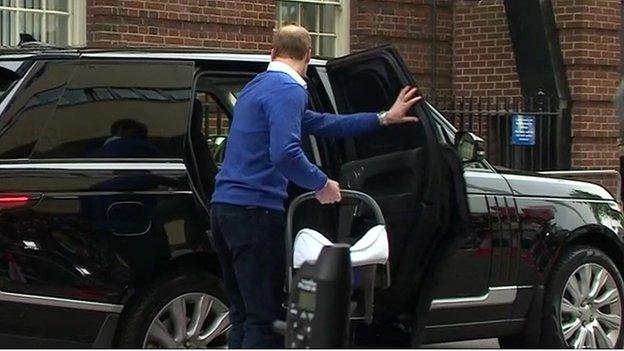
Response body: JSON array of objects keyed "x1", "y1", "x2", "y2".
[{"x1": 210, "y1": 204, "x2": 286, "y2": 349}]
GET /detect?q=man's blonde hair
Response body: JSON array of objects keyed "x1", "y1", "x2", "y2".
[{"x1": 272, "y1": 24, "x2": 312, "y2": 60}]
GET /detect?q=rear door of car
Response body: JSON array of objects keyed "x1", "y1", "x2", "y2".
[
  {"x1": 0, "y1": 58, "x2": 200, "y2": 346},
  {"x1": 324, "y1": 46, "x2": 471, "y2": 328}
]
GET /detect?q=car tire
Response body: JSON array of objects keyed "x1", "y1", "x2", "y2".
[
  {"x1": 114, "y1": 269, "x2": 229, "y2": 348},
  {"x1": 498, "y1": 246, "x2": 624, "y2": 349},
  {"x1": 539, "y1": 246, "x2": 624, "y2": 348}
]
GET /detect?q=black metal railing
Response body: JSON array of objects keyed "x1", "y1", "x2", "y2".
[{"x1": 431, "y1": 95, "x2": 560, "y2": 171}]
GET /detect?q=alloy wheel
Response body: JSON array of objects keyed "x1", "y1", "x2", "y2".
[
  {"x1": 143, "y1": 292, "x2": 230, "y2": 348},
  {"x1": 560, "y1": 263, "x2": 622, "y2": 348}
]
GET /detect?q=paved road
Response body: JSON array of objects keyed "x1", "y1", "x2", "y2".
[{"x1": 425, "y1": 338, "x2": 500, "y2": 348}]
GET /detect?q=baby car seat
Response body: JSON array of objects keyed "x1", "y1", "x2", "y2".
[
  {"x1": 292, "y1": 224, "x2": 389, "y2": 322},
  {"x1": 293, "y1": 225, "x2": 388, "y2": 268}
]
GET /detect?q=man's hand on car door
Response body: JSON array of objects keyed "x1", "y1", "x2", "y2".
[
  {"x1": 315, "y1": 179, "x2": 342, "y2": 204},
  {"x1": 385, "y1": 86, "x2": 422, "y2": 125}
]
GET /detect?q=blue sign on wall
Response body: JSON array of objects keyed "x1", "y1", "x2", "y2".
[{"x1": 511, "y1": 114, "x2": 536, "y2": 146}]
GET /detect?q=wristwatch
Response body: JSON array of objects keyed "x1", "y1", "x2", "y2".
[{"x1": 377, "y1": 110, "x2": 389, "y2": 126}]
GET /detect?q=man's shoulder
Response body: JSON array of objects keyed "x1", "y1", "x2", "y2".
[
  {"x1": 264, "y1": 71, "x2": 306, "y2": 89},
  {"x1": 256, "y1": 74, "x2": 306, "y2": 99},
  {"x1": 241, "y1": 72, "x2": 307, "y2": 109}
]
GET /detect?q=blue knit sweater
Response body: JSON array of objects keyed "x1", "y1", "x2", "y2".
[{"x1": 211, "y1": 70, "x2": 380, "y2": 211}]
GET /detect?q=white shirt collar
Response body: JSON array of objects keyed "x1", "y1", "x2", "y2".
[{"x1": 267, "y1": 61, "x2": 307, "y2": 89}]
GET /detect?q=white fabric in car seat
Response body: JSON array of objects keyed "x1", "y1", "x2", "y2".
[
  {"x1": 292, "y1": 228, "x2": 333, "y2": 269},
  {"x1": 292, "y1": 225, "x2": 389, "y2": 268},
  {"x1": 349, "y1": 225, "x2": 388, "y2": 266}
]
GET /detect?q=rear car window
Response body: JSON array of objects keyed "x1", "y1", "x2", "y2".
[
  {"x1": 31, "y1": 61, "x2": 194, "y2": 159},
  {"x1": 0, "y1": 61, "x2": 73, "y2": 159}
]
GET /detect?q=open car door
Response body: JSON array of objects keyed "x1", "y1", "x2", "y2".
[{"x1": 325, "y1": 45, "x2": 471, "y2": 344}]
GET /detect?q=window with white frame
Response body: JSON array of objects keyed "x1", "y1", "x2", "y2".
[
  {"x1": 0, "y1": 0, "x2": 86, "y2": 47},
  {"x1": 277, "y1": 0, "x2": 349, "y2": 57}
]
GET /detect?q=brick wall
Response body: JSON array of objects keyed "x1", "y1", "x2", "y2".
[
  {"x1": 350, "y1": 0, "x2": 453, "y2": 96},
  {"x1": 452, "y1": 0, "x2": 521, "y2": 97},
  {"x1": 86, "y1": 0, "x2": 274, "y2": 50},
  {"x1": 450, "y1": 1, "x2": 522, "y2": 163},
  {"x1": 552, "y1": 0, "x2": 621, "y2": 175}
]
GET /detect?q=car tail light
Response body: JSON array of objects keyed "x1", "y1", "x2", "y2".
[{"x1": 0, "y1": 195, "x2": 37, "y2": 210}]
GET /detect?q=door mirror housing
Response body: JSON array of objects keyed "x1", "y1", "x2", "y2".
[{"x1": 455, "y1": 131, "x2": 486, "y2": 163}]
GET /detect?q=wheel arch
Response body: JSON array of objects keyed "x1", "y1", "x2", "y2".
[
  {"x1": 559, "y1": 224, "x2": 624, "y2": 276},
  {"x1": 112, "y1": 250, "x2": 227, "y2": 348},
  {"x1": 118, "y1": 250, "x2": 223, "y2": 308}
]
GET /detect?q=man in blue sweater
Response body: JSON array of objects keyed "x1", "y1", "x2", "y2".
[{"x1": 211, "y1": 25, "x2": 422, "y2": 348}]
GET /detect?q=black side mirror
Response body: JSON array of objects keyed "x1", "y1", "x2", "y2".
[{"x1": 455, "y1": 131, "x2": 486, "y2": 163}]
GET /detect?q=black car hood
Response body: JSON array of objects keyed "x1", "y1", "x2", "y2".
[{"x1": 495, "y1": 167, "x2": 615, "y2": 201}]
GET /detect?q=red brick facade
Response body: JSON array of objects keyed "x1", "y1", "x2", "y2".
[
  {"x1": 87, "y1": 0, "x2": 274, "y2": 50},
  {"x1": 350, "y1": 0, "x2": 453, "y2": 94},
  {"x1": 552, "y1": 0, "x2": 620, "y2": 171},
  {"x1": 452, "y1": 1, "x2": 521, "y2": 97}
]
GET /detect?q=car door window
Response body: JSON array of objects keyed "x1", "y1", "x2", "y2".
[
  {"x1": 333, "y1": 73, "x2": 426, "y2": 160},
  {"x1": 30, "y1": 61, "x2": 194, "y2": 159}
]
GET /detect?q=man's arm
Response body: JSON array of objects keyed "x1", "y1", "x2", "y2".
[
  {"x1": 266, "y1": 85, "x2": 328, "y2": 191},
  {"x1": 301, "y1": 110, "x2": 381, "y2": 138},
  {"x1": 303, "y1": 86, "x2": 423, "y2": 138}
]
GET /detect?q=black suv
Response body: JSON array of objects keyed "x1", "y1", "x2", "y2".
[{"x1": 0, "y1": 46, "x2": 622, "y2": 349}]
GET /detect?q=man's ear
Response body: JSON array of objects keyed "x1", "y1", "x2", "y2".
[
  {"x1": 305, "y1": 48, "x2": 312, "y2": 63},
  {"x1": 270, "y1": 48, "x2": 276, "y2": 61}
]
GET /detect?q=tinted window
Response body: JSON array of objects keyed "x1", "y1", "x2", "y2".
[
  {"x1": 0, "y1": 61, "x2": 73, "y2": 159},
  {"x1": 0, "y1": 68, "x2": 19, "y2": 97},
  {"x1": 31, "y1": 61, "x2": 194, "y2": 159},
  {"x1": 345, "y1": 70, "x2": 424, "y2": 160},
  {"x1": 324, "y1": 58, "x2": 426, "y2": 161}
]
